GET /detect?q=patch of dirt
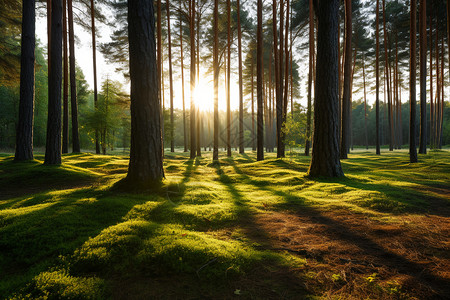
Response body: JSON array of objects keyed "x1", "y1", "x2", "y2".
[{"x1": 239, "y1": 209, "x2": 450, "y2": 299}]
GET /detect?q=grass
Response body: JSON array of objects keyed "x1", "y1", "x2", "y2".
[{"x1": 0, "y1": 149, "x2": 449, "y2": 299}]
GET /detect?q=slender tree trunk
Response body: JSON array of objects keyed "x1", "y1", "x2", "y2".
[
  {"x1": 226, "y1": 0, "x2": 231, "y2": 157},
  {"x1": 257, "y1": 0, "x2": 264, "y2": 161},
  {"x1": 90, "y1": 0, "x2": 100, "y2": 154},
  {"x1": 290, "y1": 1, "x2": 293, "y2": 118},
  {"x1": 196, "y1": 2, "x2": 201, "y2": 157},
  {"x1": 237, "y1": 0, "x2": 244, "y2": 154},
  {"x1": 430, "y1": 14, "x2": 434, "y2": 148},
  {"x1": 180, "y1": 2, "x2": 187, "y2": 152},
  {"x1": 382, "y1": 0, "x2": 393, "y2": 152},
  {"x1": 62, "y1": 0, "x2": 68, "y2": 154},
  {"x1": 190, "y1": 0, "x2": 196, "y2": 159},
  {"x1": 435, "y1": 23, "x2": 439, "y2": 150},
  {"x1": 363, "y1": 55, "x2": 368, "y2": 150},
  {"x1": 15, "y1": 0, "x2": 35, "y2": 161},
  {"x1": 340, "y1": 0, "x2": 352, "y2": 159},
  {"x1": 376, "y1": 0, "x2": 381, "y2": 155},
  {"x1": 166, "y1": 1, "x2": 174, "y2": 152},
  {"x1": 409, "y1": 0, "x2": 418, "y2": 163},
  {"x1": 282, "y1": 0, "x2": 290, "y2": 148},
  {"x1": 273, "y1": 0, "x2": 281, "y2": 157},
  {"x1": 45, "y1": 0, "x2": 62, "y2": 165},
  {"x1": 251, "y1": 58, "x2": 255, "y2": 151},
  {"x1": 308, "y1": 0, "x2": 344, "y2": 178},
  {"x1": 67, "y1": 0, "x2": 80, "y2": 152},
  {"x1": 419, "y1": 0, "x2": 427, "y2": 154},
  {"x1": 305, "y1": 0, "x2": 313, "y2": 156},
  {"x1": 213, "y1": 0, "x2": 219, "y2": 161},
  {"x1": 126, "y1": 0, "x2": 164, "y2": 187},
  {"x1": 439, "y1": 33, "x2": 444, "y2": 149},
  {"x1": 279, "y1": 0, "x2": 285, "y2": 157}
]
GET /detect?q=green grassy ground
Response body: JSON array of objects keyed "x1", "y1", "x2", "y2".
[{"x1": 0, "y1": 150, "x2": 449, "y2": 299}]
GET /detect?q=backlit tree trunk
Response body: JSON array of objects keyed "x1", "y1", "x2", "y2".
[
  {"x1": 180, "y1": 2, "x2": 187, "y2": 152},
  {"x1": 305, "y1": 0, "x2": 314, "y2": 157},
  {"x1": 382, "y1": 0, "x2": 393, "y2": 152},
  {"x1": 90, "y1": 0, "x2": 100, "y2": 154},
  {"x1": 257, "y1": 0, "x2": 264, "y2": 161},
  {"x1": 190, "y1": 0, "x2": 196, "y2": 159},
  {"x1": 15, "y1": 0, "x2": 35, "y2": 161},
  {"x1": 45, "y1": 0, "x2": 62, "y2": 165},
  {"x1": 419, "y1": 0, "x2": 427, "y2": 154},
  {"x1": 375, "y1": 0, "x2": 381, "y2": 155},
  {"x1": 227, "y1": 0, "x2": 231, "y2": 157},
  {"x1": 237, "y1": 0, "x2": 244, "y2": 154},
  {"x1": 62, "y1": 0, "x2": 68, "y2": 154},
  {"x1": 213, "y1": 0, "x2": 219, "y2": 161},
  {"x1": 308, "y1": 0, "x2": 344, "y2": 178},
  {"x1": 273, "y1": 0, "x2": 281, "y2": 158},
  {"x1": 166, "y1": 0, "x2": 175, "y2": 152},
  {"x1": 68, "y1": 0, "x2": 80, "y2": 153},
  {"x1": 126, "y1": 0, "x2": 164, "y2": 187},
  {"x1": 340, "y1": 0, "x2": 352, "y2": 159},
  {"x1": 278, "y1": 0, "x2": 285, "y2": 157},
  {"x1": 409, "y1": 0, "x2": 418, "y2": 163}
]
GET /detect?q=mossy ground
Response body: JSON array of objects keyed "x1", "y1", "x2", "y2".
[{"x1": 0, "y1": 150, "x2": 449, "y2": 299}]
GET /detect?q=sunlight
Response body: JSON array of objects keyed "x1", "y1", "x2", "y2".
[{"x1": 193, "y1": 78, "x2": 214, "y2": 112}]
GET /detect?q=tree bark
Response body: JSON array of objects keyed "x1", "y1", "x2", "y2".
[
  {"x1": 126, "y1": 0, "x2": 164, "y2": 187},
  {"x1": 305, "y1": 0, "x2": 314, "y2": 156},
  {"x1": 180, "y1": 1, "x2": 187, "y2": 153},
  {"x1": 45, "y1": 0, "x2": 62, "y2": 165},
  {"x1": 340, "y1": 0, "x2": 352, "y2": 159},
  {"x1": 251, "y1": 58, "x2": 255, "y2": 151},
  {"x1": 257, "y1": 0, "x2": 264, "y2": 161},
  {"x1": 409, "y1": 0, "x2": 418, "y2": 163},
  {"x1": 226, "y1": 0, "x2": 231, "y2": 157},
  {"x1": 90, "y1": 0, "x2": 100, "y2": 154},
  {"x1": 213, "y1": 0, "x2": 219, "y2": 161},
  {"x1": 237, "y1": 0, "x2": 244, "y2": 154},
  {"x1": 273, "y1": 0, "x2": 282, "y2": 158},
  {"x1": 419, "y1": 0, "x2": 427, "y2": 154},
  {"x1": 308, "y1": 0, "x2": 344, "y2": 178},
  {"x1": 190, "y1": 0, "x2": 196, "y2": 159},
  {"x1": 375, "y1": 0, "x2": 381, "y2": 155},
  {"x1": 363, "y1": 55, "x2": 368, "y2": 150},
  {"x1": 382, "y1": 0, "x2": 393, "y2": 152},
  {"x1": 15, "y1": 0, "x2": 35, "y2": 161},
  {"x1": 278, "y1": 0, "x2": 285, "y2": 157},
  {"x1": 62, "y1": 0, "x2": 68, "y2": 154},
  {"x1": 166, "y1": 0, "x2": 174, "y2": 153}
]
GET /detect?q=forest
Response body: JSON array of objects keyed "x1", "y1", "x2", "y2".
[{"x1": 0, "y1": 0, "x2": 449, "y2": 298}]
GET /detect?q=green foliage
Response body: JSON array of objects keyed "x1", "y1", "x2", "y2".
[{"x1": 282, "y1": 104, "x2": 307, "y2": 153}]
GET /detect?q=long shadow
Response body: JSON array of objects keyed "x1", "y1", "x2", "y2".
[{"x1": 230, "y1": 162, "x2": 450, "y2": 298}]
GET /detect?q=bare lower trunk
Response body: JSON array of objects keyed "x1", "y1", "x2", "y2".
[
  {"x1": 257, "y1": 0, "x2": 264, "y2": 161},
  {"x1": 409, "y1": 0, "x2": 418, "y2": 163}
]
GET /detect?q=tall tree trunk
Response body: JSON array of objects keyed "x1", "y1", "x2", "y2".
[
  {"x1": 382, "y1": 0, "x2": 393, "y2": 152},
  {"x1": 362, "y1": 55, "x2": 368, "y2": 150},
  {"x1": 279, "y1": 0, "x2": 285, "y2": 157},
  {"x1": 180, "y1": 2, "x2": 187, "y2": 153},
  {"x1": 439, "y1": 33, "x2": 444, "y2": 149},
  {"x1": 305, "y1": 0, "x2": 313, "y2": 156},
  {"x1": 45, "y1": 0, "x2": 62, "y2": 165},
  {"x1": 340, "y1": 0, "x2": 352, "y2": 159},
  {"x1": 15, "y1": 0, "x2": 36, "y2": 161},
  {"x1": 62, "y1": 0, "x2": 68, "y2": 154},
  {"x1": 419, "y1": 0, "x2": 427, "y2": 154},
  {"x1": 237, "y1": 0, "x2": 244, "y2": 154},
  {"x1": 435, "y1": 22, "x2": 439, "y2": 150},
  {"x1": 409, "y1": 0, "x2": 418, "y2": 163},
  {"x1": 282, "y1": 0, "x2": 290, "y2": 146},
  {"x1": 126, "y1": 0, "x2": 164, "y2": 187},
  {"x1": 430, "y1": 14, "x2": 434, "y2": 148},
  {"x1": 308, "y1": 0, "x2": 344, "y2": 178},
  {"x1": 213, "y1": 0, "x2": 219, "y2": 161},
  {"x1": 257, "y1": 0, "x2": 264, "y2": 161},
  {"x1": 273, "y1": 0, "x2": 281, "y2": 157},
  {"x1": 68, "y1": 0, "x2": 80, "y2": 153},
  {"x1": 227, "y1": 0, "x2": 231, "y2": 157},
  {"x1": 251, "y1": 58, "x2": 255, "y2": 151},
  {"x1": 376, "y1": 0, "x2": 381, "y2": 155},
  {"x1": 190, "y1": 0, "x2": 196, "y2": 159},
  {"x1": 166, "y1": 0, "x2": 175, "y2": 152},
  {"x1": 47, "y1": 0, "x2": 51, "y2": 71},
  {"x1": 90, "y1": 0, "x2": 100, "y2": 154},
  {"x1": 196, "y1": 1, "x2": 201, "y2": 157}
]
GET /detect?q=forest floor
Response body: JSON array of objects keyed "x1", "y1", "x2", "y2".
[{"x1": 0, "y1": 150, "x2": 449, "y2": 299}]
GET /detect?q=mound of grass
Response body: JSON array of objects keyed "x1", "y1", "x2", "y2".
[{"x1": 0, "y1": 150, "x2": 449, "y2": 299}]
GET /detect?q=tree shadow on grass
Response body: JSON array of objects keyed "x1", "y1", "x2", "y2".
[{"x1": 230, "y1": 161, "x2": 450, "y2": 298}]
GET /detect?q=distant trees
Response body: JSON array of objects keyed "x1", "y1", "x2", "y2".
[
  {"x1": 256, "y1": 0, "x2": 264, "y2": 161},
  {"x1": 307, "y1": 0, "x2": 344, "y2": 178},
  {"x1": 125, "y1": 0, "x2": 164, "y2": 187},
  {"x1": 14, "y1": 0, "x2": 35, "y2": 161}
]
